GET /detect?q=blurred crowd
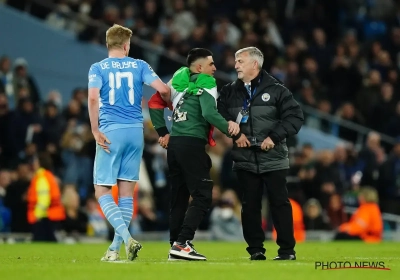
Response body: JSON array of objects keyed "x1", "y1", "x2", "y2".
[
  {"x1": 1, "y1": 0, "x2": 400, "y2": 241},
  {"x1": 7, "y1": 0, "x2": 400, "y2": 140}
]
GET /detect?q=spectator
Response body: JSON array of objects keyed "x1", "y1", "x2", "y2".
[
  {"x1": 3, "y1": 159, "x2": 31, "y2": 233},
  {"x1": 358, "y1": 132, "x2": 382, "y2": 186},
  {"x1": 355, "y1": 70, "x2": 382, "y2": 119},
  {"x1": 62, "y1": 185, "x2": 88, "y2": 240},
  {"x1": 335, "y1": 187, "x2": 383, "y2": 242},
  {"x1": 370, "y1": 83, "x2": 397, "y2": 132},
  {"x1": 313, "y1": 150, "x2": 343, "y2": 206},
  {"x1": 8, "y1": 97, "x2": 43, "y2": 161},
  {"x1": 334, "y1": 143, "x2": 365, "y2": 191},
  {"x1": 336, "y1": 102, "x2": 364, "y2": 143},
  {"x1": 210, "y1": 189, "x2": 243, "y2": 241},
  {"x1": 170, "y1": 0, "x2": 196, "y2": 40},
  {"x1": 325, "y1": 193, "x2": 347, "y2": 230},
  {"x1": 303, "y1": 198, "x2": 330, "y2": 230},
  {"x1": 27, "y1": 153, "x2": 66, "y2": 242},
  {"x1": 12, "y1": 58, "x2": 41, "y2": 109}
]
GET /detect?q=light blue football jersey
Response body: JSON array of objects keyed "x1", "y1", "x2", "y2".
[{"x1": 88, "y1": 57, "x2": 159, "y2": 132}]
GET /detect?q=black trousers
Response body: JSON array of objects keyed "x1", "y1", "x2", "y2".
[
  {"x1": 236, "y1": 169, "x2": 296, "y2": 255},
  {"x1": 32, "y1": 218, "x2": 57, "y2": 242},
  {"x1": 167, "y1": 139, "x2": 213, "y2": 245}
]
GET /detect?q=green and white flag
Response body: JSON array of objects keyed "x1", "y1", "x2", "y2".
[{"x1": 169, "y1": 67, "x2": 218, "y2": 108}]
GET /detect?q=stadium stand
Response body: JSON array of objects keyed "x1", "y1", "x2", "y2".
[{"x1": 0, "y1": 0, "x2": 399, "y2": 242}]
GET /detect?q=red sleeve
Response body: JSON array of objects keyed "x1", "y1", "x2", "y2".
[{"x1": 148, "y1": 91, "x2": 173, "y2": 110}]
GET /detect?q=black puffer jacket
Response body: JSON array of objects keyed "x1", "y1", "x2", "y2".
[{"x1": 217, "y1": 70, "x2": 304, "y2": 173}]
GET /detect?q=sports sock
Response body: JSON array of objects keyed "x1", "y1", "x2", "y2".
[
  {"x1": 98, "y1": 194, "x2": 131, "y2": 244},
  {"x1": 108, "y1": 197, "x2": 133, "y2": 251}
]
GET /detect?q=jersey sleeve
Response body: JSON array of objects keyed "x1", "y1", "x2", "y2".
[
  {"x1": 141, "y1": 61, "x2": 159, "y2": 85},
  {"x1": 88, "y1": 64, "x2": 103, "y2": 89}
]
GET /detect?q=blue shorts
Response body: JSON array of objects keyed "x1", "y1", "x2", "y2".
[{"x1": 93, "y1": 127, "x2": 144, "y2": 186}]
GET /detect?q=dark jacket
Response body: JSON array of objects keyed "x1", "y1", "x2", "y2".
[{"x1": 217, "y1": 70, "x2": 304, "y2": 173}]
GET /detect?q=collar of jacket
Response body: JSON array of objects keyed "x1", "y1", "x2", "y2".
[
  {"x1": 235, "y1": 70, "x2": 262, "y2": 90},
  {"x1": 235, "y1": 70, "x2": 280, "y2": 96}
]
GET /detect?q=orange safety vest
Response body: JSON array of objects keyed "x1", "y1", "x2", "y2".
[
  {"x1": 97, "y1": 183, "x2": 139, "y2": 219},
  {"x1": 272, "y1": 198, "x2": 306, "y2": 242},
  {"x1": 27, "y1": 168, "x2": 66, "y2": 224},
  {"x1": 339, "y1": 202, "x2": 383, "y2": 242}
]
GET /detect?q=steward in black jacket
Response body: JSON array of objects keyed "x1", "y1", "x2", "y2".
[
  {"x1": 217, "y1": 69, "x2": 304, "y2": 173},
  {"x1": 217, "y1": 46, "x2": 304, "y2": 261}
]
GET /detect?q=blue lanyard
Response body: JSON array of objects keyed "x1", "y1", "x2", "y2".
[{"x1": 243, "y1": 79, "x2": 259, "y2": 110}]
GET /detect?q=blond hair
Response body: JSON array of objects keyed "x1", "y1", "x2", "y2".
[
  {"x1": 106, "y1": 24, "x2": 132, "y2": 50},
  {"x1": 235, "y1": 47, "x2": 264, "y2": 69},
  {"x1": 359, "y1": 187, "x2": 379, "y2": 203}
]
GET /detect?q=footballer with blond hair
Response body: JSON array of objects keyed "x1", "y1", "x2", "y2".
[{"x1": 88, "y1": 24, "x2": 169, "y2": 262}]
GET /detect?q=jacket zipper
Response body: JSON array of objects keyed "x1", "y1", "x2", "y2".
[
  {"x1": 248, "y1": 105, "x2": 260, "y2": 174},
  {"x1": 248, "y1": 84, "x2": 275, "y2": 174}
]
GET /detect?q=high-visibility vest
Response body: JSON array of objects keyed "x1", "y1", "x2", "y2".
[
  {"x1": 27, "y1": 168, "x2": 66, "y2": 224},
  {"x1": 339, "y1": 202, "x2": 383, "y2": 242}
]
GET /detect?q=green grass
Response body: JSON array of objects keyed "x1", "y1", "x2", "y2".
[{"x1": 0, "y1": 241, "x2": 399, "y2": 280}]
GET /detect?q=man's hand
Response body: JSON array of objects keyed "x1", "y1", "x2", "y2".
[
  {"x1": 158, "y1": 134, "x2": 170, "y2": 149},
  {"x1": 235, "y1": 134, "x2": 250, "y2": 148},
  {"x1": 261, "y1": 137, "x2": 274, "y2": 151},
  {"x1": 92, "y1": 130, "x2": 111, "y2": 153},
  {"x1": 228, "y1": 121, "x2": 240, "y2": 136}
]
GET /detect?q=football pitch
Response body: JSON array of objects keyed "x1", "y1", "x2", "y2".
[{"x1": 0, "y1": 241, "x2": 399, "y2": 280}]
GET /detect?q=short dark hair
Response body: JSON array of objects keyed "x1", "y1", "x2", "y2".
[{"x1": 186, "y1": 48, "x2": 213, "y2": 66}]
